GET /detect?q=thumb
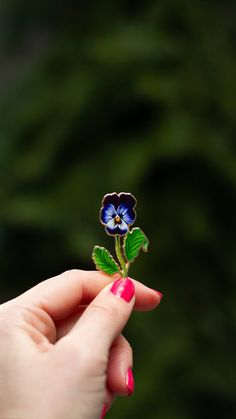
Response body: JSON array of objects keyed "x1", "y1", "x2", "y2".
[{"x1": 63, "y1": 277, "x2": 135, "y2": 356}]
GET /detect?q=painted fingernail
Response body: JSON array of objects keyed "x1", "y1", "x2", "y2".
[
  {"x1": 151, "y1": 289, "x2": 163, "y2": 300},
  {"x1": 126, "y1": 367, "x2": 135, "y2": 396},
  {"x1": 150, "y1": 288, "x2": 163, "y2": 300},
  {"x1": 110, "y1": 278, "x2": 135, "y2": 302},
  {"x1": 156, "y1": 291, "x2": 163, "y2": 300},
  {"x1": 100, "y1": 403, "x2": 108, "y2": 419}
]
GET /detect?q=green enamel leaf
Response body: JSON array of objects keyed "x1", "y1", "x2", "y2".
[
  {"x1": 124, "y1": 227, "x2": 149, "y2": 263},
  {"x1": 92, "y1": 246, "x2": 120, "y2": 275}
]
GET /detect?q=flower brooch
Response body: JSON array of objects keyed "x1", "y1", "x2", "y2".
[{"x1": 92, "y1": 192, "x2": 149, "y2": 278}]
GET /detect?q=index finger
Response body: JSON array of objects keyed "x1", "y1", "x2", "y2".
[{"x1": 16, "y1": 269, "x2": 162, "y2": 320}]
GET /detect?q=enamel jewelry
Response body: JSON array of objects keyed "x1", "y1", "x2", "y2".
[{"x1": 92, "y1": 192, "x2": 149, "y2": 278}]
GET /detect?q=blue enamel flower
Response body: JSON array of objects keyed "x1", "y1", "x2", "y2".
[{"x1": 100, "y1": 192, "x2": 137, "y2": 236}]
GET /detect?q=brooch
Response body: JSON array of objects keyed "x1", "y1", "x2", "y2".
[{"x1": 92, "y1": 192, "x2": 149, "y2": 278}]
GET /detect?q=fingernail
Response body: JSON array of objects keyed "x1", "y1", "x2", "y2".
[
  {"x1": 110, "y1": 278, "x2": 135, "y2": 302},
  {"x1": 100, "y1": 403, "x2": 108, "y2": 419},
  {"x1": 126, "y1": 367, "x2": 135, "y2": 396},
  {"x1": 151, "y1": 289, "x2": 163, "y2": 300},
  {"x1": 156, "y1": 291, "x2": 163, "y2": 300}
]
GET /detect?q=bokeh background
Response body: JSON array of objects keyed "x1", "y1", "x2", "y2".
[{"x1": 0, "y1": 1, "x2": 236, "y2": 418}]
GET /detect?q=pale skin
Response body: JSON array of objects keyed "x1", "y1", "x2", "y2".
[{"x1": 0, "y1": 270, "x2": 161, "y2": 419}]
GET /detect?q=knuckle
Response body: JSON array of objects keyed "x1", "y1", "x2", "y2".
[
  {"x1": 114, "y1": 335, "x2": 133, "y2": 357},
  {"x1": 63, "y1": 268, "x2": 83, "y2": 279}
]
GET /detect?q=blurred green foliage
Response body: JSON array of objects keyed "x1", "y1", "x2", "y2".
[{"x1": 0, "y1": 0, "x2": 236, "y2": 418}]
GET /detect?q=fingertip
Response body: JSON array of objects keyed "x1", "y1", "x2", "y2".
[
  {"x1": 147, "y1": 288, "x2": 163, "y2": 309},
  {"x1": 126, "y1": 367, "x2": 135, "y2": 396},
  {"x1": 110, "y1": 278, "x2": 135, "y2": 303},
  {"x1": 133, "y1": 282, "x2": 163, "y2": 311},
  {"x1": 154, "y1": 290, "x2": 163, "y2": 300},
  {"x1": 100, "y1": 404, "x2": 108, "y2": 419},
  {"x1": 109, "y1": 366, "x2": 134, "y2": 397}
]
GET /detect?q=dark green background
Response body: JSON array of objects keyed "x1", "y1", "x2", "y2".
[{"x1": 0, "y1": 1, "x2": 236, "y2": 418}]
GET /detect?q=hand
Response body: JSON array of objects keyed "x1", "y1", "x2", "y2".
[{"x1": 0, "y1": 270, "x2": 162, "y2": 419}]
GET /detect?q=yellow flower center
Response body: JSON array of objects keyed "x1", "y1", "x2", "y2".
[{"x1": 115, "y1": 215, "x2": 121, "y2": 224}]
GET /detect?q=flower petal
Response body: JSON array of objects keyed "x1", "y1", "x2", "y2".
[
  {"x1": 106, "y1": 218, "x2": 119, "y2": 235},
  {"x1": 119, "y1": 193, "x2": 137, "y2": 209},
  {"x1": 102, "y1": 193, "x2": 120, "y2": 209},
  {"x1": 117, "y1": 220, "x2": 129, "y2": 235},
  {"x1": 105, "y1": 218, "x2": 128, "y2": 236},
  {"x1": 101, "y1": 204, "x2": 116, "y2": 224},
  {"x1": 117, "y1": 204, "x2": 136, "y2": 225}
]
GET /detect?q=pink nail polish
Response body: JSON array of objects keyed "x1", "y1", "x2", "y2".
[
  {"x1": 110, "y1": 278, "x2": 135, "y2": 302},
  {"x1": 150, "y1": 288, "x2": 163, "y2": 300},
  {"x1": 126, "y1": 367, "x2": 135, "y2": 396},
  {"x1": 100, "y1": 403, "x2": 108, "y2": 419},
  {"x1": 156, "y1": 291, "x2": 163, "y2": 300}
]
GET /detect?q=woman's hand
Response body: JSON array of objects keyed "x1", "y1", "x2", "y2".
[{"x1": 0, "y1": 270, "x2": 162, "y2": 419}]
